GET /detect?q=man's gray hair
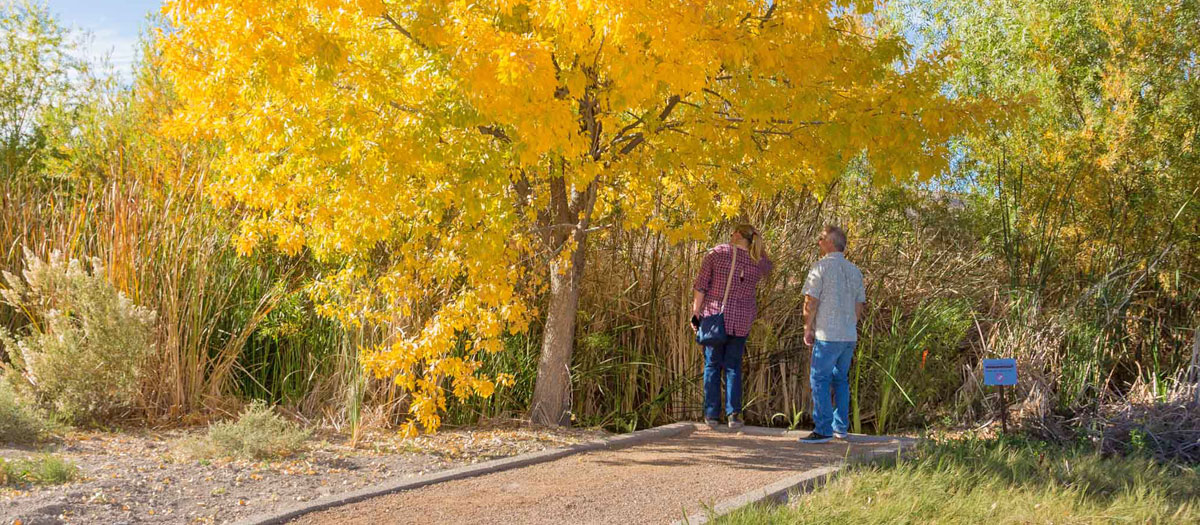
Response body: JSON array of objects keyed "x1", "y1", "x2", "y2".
[{"x1": 825, "y1": 225, "x2": 847, "y2": 252}]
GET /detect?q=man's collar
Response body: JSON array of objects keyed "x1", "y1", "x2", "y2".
[{"x1": 823, "y1": 252, "x2": 846, "y2": 259}]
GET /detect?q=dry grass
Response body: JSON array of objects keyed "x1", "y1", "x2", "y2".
[
  {"x1": 566, "y1": 183, "x2": 1001, "y2": 432},
  {"x1": 1029, "y1": 376, "x2": 1200, "y2": 464}
]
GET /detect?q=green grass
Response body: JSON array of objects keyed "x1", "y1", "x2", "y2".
[
  {"x1": 715, "y1": 436, "x2": 1200, "y2": 524},
  {"x1": 0, "y1": 455, "x2": 77, "y2": 486}
]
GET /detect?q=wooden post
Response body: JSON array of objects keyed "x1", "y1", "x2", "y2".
[
  {"x1": 1000, "y1": 385, "x2": 1008, "y2": 434},
  {"x1": 983, "y1": 358, "x2": 1017, "y2": 434}
]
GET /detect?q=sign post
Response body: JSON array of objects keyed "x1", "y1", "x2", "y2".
[{"x1": 982, "y1": 358, "x2": 1018, "y2": 433}]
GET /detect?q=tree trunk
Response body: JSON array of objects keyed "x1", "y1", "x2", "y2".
[
  {"x1": 528, "y1": 93, "x2": 604, "y2": 426},
  {"x1": 529, "y1": 230, "x2": 588, "y2": 426}
]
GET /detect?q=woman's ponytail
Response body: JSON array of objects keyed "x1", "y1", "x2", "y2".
[{"x1": 735, "y1": 223, "x2": 766, "y2": 262}]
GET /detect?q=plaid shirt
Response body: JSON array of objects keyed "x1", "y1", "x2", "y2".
[{"x1": 693, "y1": 244, "x2": 773, "y2": 338}]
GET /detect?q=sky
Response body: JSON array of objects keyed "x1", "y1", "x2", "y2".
[
  {"x1": 41, "y1": 0, "x2": 163, "y2": 79},
  {"x1": 31, "y1": 1, "x2": 937, "y2": 82}
]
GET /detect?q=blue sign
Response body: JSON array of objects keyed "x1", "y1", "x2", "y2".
[{"x1": 983, "y1": 358, "x2": 1018, "y2": 386}]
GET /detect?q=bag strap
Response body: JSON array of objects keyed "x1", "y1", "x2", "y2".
[{"x1": 720, "y1": 247, "x2": 738, "y2": 313}]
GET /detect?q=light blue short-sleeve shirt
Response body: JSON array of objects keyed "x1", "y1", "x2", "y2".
[{"x1": 802, "y1": 252, "x2": 866, "y2": 342}]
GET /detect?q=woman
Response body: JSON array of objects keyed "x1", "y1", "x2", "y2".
[{"x1": 691, "y1": 224, "x2": 773, "y2": 429}]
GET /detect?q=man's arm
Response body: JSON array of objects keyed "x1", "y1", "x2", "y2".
[
  {"x1": 854, "y1": 267, "x2": 867, "y2": 323},
  {"x1": 801, "y1": 264, "x2": 823, "y2": 347},
  {"x1": 804, "y1": 295, "x2": 819, "y2": 346}
]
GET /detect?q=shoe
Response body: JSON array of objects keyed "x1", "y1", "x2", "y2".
[
  {"x1": 704, "y1": 418, "x2": 720, "y2": 429},
  {"x1": 834, "y1": 431, "x2": 849, "y2": 439},
  {"x1": 728, "y1": 414, "x2": 744, "y2": 430},
  {"x1": 800, "y1": 432, "x2": 833, "y2": 444}
]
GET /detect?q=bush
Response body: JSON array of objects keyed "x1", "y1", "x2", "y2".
[
  {"x1": 0, "y1": 249, "x2": 156, "y2": 426},
  {"x1": 193, "y1": 401, "x2": 310, "y2": 460},
  {"x1": 0, "y1": 454, "x2": 77, "y2": 486},
  {"x1": 0, "y1": 381, "x2": 51, "y2": 444}
]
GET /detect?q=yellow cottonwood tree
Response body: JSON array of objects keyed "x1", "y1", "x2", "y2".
[{"x1": 158, "y1": 0, "x2": 984, "y2": 432}]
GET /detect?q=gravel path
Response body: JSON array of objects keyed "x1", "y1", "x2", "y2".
[
  {"x1": 290, "y1": 428, "x2": 901, "y2": 525},
  {"x1": 1, "y1": 424, "x2": 604, "y2": 524}
]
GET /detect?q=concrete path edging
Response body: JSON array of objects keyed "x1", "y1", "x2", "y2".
[
  {"x1": 233, "y1": 421, "x2": 696, "y2": 525},
  {"x1": 673, "y1": 432, "x2": 914, "y2": 525}
]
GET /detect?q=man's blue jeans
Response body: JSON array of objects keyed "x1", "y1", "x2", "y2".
[
  {"x1": 810, "y1": 339, "x2": 856, "y2": 436},
  {"x1": 703, "y1": 336, "x2": 746, "y2": 420}
]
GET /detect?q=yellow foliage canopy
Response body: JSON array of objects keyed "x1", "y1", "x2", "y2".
[{"x1": 158, "y1": 0, "x2": 983, "y2": 433}]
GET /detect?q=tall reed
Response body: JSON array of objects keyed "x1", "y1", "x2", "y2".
[{"x1": 0, "y1": 77, "x2": 358, "y2": 423}]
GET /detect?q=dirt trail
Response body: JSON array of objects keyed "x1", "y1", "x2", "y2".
[
  {"x1": 1, "y1": 425, "x2": 604, "y2": 525},
  {"x1": 290, "y1": 429, "x2": 901, "y2": 525}
]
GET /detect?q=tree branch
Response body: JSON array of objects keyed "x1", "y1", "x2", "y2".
[
  {"x1": 387, "y1": 101, "x2": 423, "y2": 115},
  {"x1": 658, "y1": 94, "x2": 682, "y2": 121},
  {"x1": 609, "y1": 111, "x2": 648, "y2": 148},
  {"x1": 615, "y1": 95, "x2": 683, "y2": 156},
  {"x1": 478, "y1": 125, "x2": 511, "y2": 143},
  {"x1": 381, "y1": 11, "x2": 431, "y2": 52},
  {"x1": 618, "y1": 133, "x2": 646, "y2": 155}
]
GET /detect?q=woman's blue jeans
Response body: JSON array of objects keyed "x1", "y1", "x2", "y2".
[
  {"x1": 703, "y1": 336, "x2": 746, "y2": 420},
  {"x1": 810, "y1": 339, "x2": 856, "y2": 436}
]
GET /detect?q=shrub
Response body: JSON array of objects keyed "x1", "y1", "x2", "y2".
[
  {"x1": 0, "y1": 381, "x2": 51, "y2": 444},
  {"x1": 0, "y1": 249, "x2": 155, "y2": 425},
  {"x1": 0, "y1": 454, "x2": 77, "y2": 486},
  {"x1": 196, "y1": 401, "x2": 310, "y2": 460}
]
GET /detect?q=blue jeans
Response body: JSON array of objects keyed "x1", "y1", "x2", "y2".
[
  {"x1": 703, "y1": 336, "x2": 746, "y2": 420},
  {"x1": 810, "y1": 339, "x2": 856, "y2": 436}
]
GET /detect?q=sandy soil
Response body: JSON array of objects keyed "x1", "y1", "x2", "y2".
[
  {"x1": 1, "y1": 424, "x2": 605, "y2": 525},
  {"x1": 291, "y1": 429, "x2": 901, "y2": 525}
]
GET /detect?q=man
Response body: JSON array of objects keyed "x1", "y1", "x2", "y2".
[{"x1": 800, "y1": 225, "x2": 866, "y2": 444}]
